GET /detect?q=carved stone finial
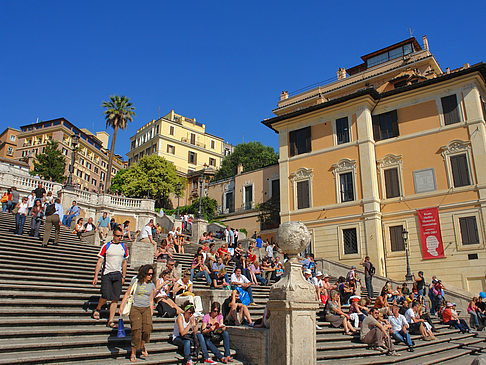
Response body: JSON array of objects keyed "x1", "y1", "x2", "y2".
[{"x1": 277, "y1": 221, "x2": 311, "y2": 258}]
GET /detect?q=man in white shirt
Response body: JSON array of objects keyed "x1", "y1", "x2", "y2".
[
  {"x1": 138, "y1": 219, "x2": 157, "y2": 246},
  {"x1": 266, "y1": 242, "x2": 274, "y2": 259},
  {"x1": 404, "y1": 302, "x2": 435, "y2": 340},
  {"x1": 313, "y1": 271, "x2": 324, "y2": 301},
  {"x1": 388, "y1": 305, "x2": 414, "y2": 351},
  {"x1": 26, "y1": 190, "x2": 35, "y2": 215},
  {"x1": 230, "y1": 267, "x2": 256, "y2": 305}
]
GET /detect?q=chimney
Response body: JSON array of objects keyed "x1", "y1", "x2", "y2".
[
  {"x1": 463, "y1": 63, "x2": 470, "y2": 69},
  {"x1": 446, "y1": 68, "x2": 450, "y2": 74},
  {"x1": 237, "y1": 163, "x2": 243, "y2": 175},
  {"x1": 337, "y1": 67, "x2": 347, "y2": 80},
  {"x1": 422, "y1": 35, "x2": 429, "y2": 51},
  {"x1": 280, "y1": 91, "x2": 289, "y2": 101}
]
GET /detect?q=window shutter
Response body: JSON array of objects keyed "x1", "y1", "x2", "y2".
[
  {"x1": 194, "y1": 153, "x2": 197, "y2": 165},
  {"x1": 441, "y1": 95, "x2": 460, "y2": 125},
  {"x1": 390, "y1": 225, "x2": 405, "y2": 251},
  {"x1": 305, "y1": 127, "x2": 312, "y2": 153},
  {"x1": 450, "y1": 154, "x2": 470, "y2": 187},
  {"x1": 384, "y1": 168, "x2": 400, "y2": 198},
  {"x1": 289, "y1": 131, "x2": 296, "y2": 157},
  {"x1": 460, "y1": 217, "x2": 479, "y2": 245},
  {"x1": 372, "y1": 115, "x2": 381, "y2": 141},
  {"x1": 297, "y1": 180, "x2": 310, "y2": 209},
  {"x1": 391, "y1": 110, "x2": 399, "y2": 137}
]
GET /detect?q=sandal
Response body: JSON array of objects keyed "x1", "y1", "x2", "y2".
[
  {"x1": 91, "y1": 309, "x2": 100, "y2": 320},
  {"x1": 130, "y1": 354, "x2": 137, "y2": 362},
  {"x1": 106, "y1": 321, "x2": 117, "y2": 328},
  {"x1": 141, "y1": 348, "x2": 148, "y2": 357}
]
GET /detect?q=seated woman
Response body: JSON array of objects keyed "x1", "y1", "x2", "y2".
[
  {"x1": 349, "y1": 296, "x2": 366, "y2": 328},
  {"x1": 201, "y1": 302, "x2": 233, "y2": 363},
  {"x1": 261, "y1": 258, "x2": 275, "y2": 284},
  {"x1": 171, "y1": 301, "x2": 199, "y2": 365},
  {"x1": 199, "y1": 232, "x2": 212, "y2": 245},
  {"x1": 325, "y1": 290, "x2": 357, "y2": 335},
  {"x1": 222, "y1": 289, "x2": 253, "y2": 326},
  {"x1": 173, "y1": 271, "x2": 204, "y2": 314},
  {"x1": 373, "y1": 293, "x2": 390, "y2": 316},
  {"x1": 468, "y1": 297, "x2": 485, "y2": 330},
  {"x1": 249, "y1": 261, "x2": 268, "y2": 286},
  {"x1": 74, "y1": 218, "x2": 85, "y2": 239},
  {"x1": 274, "y1": 262, "x2": 284, "y2": 282},
  {"x1": 190, "y1": 253, "x2": 211, "y2": 285},
  {"x1": 122, "y1": 220, "x2": 133, "y2": 241},
  {"x1": 155, "y1": 240, "x2": 173, "y2": 263},
  {"x1": 155, "y1": 269, "x2": 183, "y2": 316},
  {"x1": 211, "y1": 257, "x2": 230, "y2": 285}
]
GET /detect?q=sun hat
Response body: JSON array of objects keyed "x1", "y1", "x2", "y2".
[
  {"x1": 315, "y1": 271, "x2": 323, "y2": 277},
  {"x1": 303, "y1": 269, "x2": 312, "y2": 275}
]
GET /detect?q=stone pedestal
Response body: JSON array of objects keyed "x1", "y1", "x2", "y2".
[
  {"x1": 173, "y1": 218, "x2": 183, "y2": 232},
  {"x1": 267, "y1": 222, "x2": 319, "y2": 365},
  {"x1": 191, "y1": 218, "x2": 208, "y2": 243},
  {"x1": 194, "y1": 289, "x2": 229, "y2": 313},
  {"x1": 129, "y1": 241, "x2": 155, "y2": 269},
  {"x1": 227, "y1": 326, "x2": 269, "y2": 365}
]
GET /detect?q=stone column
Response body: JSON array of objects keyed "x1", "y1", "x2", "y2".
[
  {"x1": 267, "y1": 222, "x2": 319, "y2": 365},
  {"x1": 356, "y1": 105, "x2": 385, "y2": 276},
  {"x1": 191, "y1": 218, "x2": 207, "y2": 243}
]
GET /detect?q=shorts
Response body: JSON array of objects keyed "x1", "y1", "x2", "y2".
[{"x1": 101, "y1": 271, "x2": 123, "y2": 301}]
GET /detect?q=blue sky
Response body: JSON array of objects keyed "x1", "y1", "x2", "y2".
[{"x1": 1, "y1": 1, "x2": 485, "y2": 157}]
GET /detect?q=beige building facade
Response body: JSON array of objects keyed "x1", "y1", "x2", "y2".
[
  {"x1": 207, "y1": 164, "x2": 280, "y2": 237},
  {"x1": 0, "y1": 128, "x2": 19, "y2": 160},
  {"x1": 15, "y1": 118, "x2": 126, "y2": 192},
  {"x1": 263, "y1": 36, "x2": 486, "y2": 293}
]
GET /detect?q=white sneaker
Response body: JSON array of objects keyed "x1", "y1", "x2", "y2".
[{"x1": 316, "y1": 324, "x2": 322, "y2": 330}]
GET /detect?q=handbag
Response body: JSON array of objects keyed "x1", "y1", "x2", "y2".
[
  {"x1": 121, "y1": 279, "x2": 138, "y2": 316},
  {"x1": 0, "y1": 194, "x2": 7, "y2": 203},
  {"x1": 12, "y1": 206, "x2": 19, "y2": 215},
  {"x1": 236, "y1": 287, "x2": 251, "y2": 306}
]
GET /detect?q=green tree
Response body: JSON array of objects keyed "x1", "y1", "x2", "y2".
[
  {"x1": 102, "y1": 95, "x2": 136, "y2": 191},
  {"x1": 190, "y1": 197, "x2": 218, "y2": 221},
  {"x1": 110, "y1": 155, "x2": 184, "y2": 209},
  {"x1": 214, "y1": 141, "x2": 278, "y2": 181},
  {"x1": 31, "y1": 141, "x2": 67, "y2": 183}
]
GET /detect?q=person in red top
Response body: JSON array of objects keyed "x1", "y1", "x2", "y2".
[
  {"x1": 217, "y1": 244, "x2": 231, "y2": 265},
  {"x1": 443, "y1": 302, "x2": 471, "y2": 333},
  {"x1": 247, "y1": 247, "x2": 257, "y2": 265},
  {"x1": 1, "y1": 188, "x2": 12, "y2": 213}
]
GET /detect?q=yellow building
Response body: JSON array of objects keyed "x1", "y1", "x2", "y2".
[
  {"x1": 127, "y1": 110, "x2": 233, "y2": 205},
  {"x1": 0, "y1": 128, "x2": 19, "y2": 160},
  {"x1": 263, "y1": 36, "x2": 486, "y2": 293},
  {"x1": 15, "y1": 118, "x2": 126, "y2": 192}
]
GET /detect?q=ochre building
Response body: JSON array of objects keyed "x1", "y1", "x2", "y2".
[{"x1": 263, "y1": 36, "x2": 486, "y2": 293}]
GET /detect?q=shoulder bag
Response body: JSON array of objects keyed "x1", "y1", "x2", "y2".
[{"x1": 121, "y1": 279, "x2": 138, "y2": 316}]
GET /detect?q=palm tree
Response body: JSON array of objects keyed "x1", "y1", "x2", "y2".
[{"x1": 102, "y1": 95, "x2": 136, "y2": 192}]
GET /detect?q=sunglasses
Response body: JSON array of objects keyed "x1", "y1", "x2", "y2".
[
  {"x1": 113, "y1": 234, "x2": 123, "y2": 237},
  {"x1": 147, "y1": 272, "x2": 154, "y2": 275}
]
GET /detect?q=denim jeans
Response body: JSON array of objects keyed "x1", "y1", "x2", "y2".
[
  {"x1": 445, "y1": 319, "x2": 470, "y2": 333},
  {"x1": 62, "y1": 214, "x2": 75, "y2": 227},
  {"x1": 172, "y1": 336, "x2": 192, "y2": 361},
  {"x1": 365, "y1": 276, "x2": 374, "y2": 298},
  {"x1": 191, "y1": 269, "x2": 211, "y2": 285},
  {"x1": 392, "y1": 329, "x2": 413, "y2": 346},
  {"x1": 31, "y1": 216, "x2": 42, "y2": 237},
  {"x1": 15, "y1": 214, "x2": 26, "y2": 235},
  {"x1": 197, "y1": 330, "x2": 230, "y2": 360},
  {"x1": 470, "y1": 311, "x2": 480, "y2": 328},
  {"x1": 255, "y1": 274, "x2": 268, "y2": 286},
  {"x1": 2, "y1": 202, "x2": 8, "y2": 212}
]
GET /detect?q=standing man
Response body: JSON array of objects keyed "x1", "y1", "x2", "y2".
[
  {"x1": 33, "y1": 182, "x2": 46, "y2": 202},
  {"x1": 266, "y1": 242, "x2": 274, "y2": 260},
  {"x1": 183, "y1": 213, "x2": 188, "y2": 231},
  {"x1": 97, "y1": 212, "x2": 110, "y2": 242},
  {"x1": 360, "y1": 308, "x2": 398, "y2": 356},
  {"x1": 139, "y1": 219, "x2": 157, "y2": 246},
  {"x1": 62, "y1": 200, "x2": 80, "y2": 228},
  {"x1": 42, "y1": 198, "x2": 63, "y2": 247},
  {"x1": 10, "y1": 187, "x2": 19, "y2": 210},
  {"x1": 92, "y1": 226, "x2": 128, "y2": 328},
  {"x1": 26, "y1": 190, "x2": 35, "y2": 215},
  {"x1": 360, "y1": 256, "x2": 374, "y2": 298}
]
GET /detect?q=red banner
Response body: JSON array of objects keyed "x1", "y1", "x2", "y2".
[{"x1": 417, "y1": 207, "x2": 445, "y2": 259}]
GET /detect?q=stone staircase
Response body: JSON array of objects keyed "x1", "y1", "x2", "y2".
[{"x1": 0, "y1": 211, "x2": 485, "y2": 364}]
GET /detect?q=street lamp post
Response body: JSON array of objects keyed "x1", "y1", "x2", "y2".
[
  {"x1": 198, "y1": 164, "x2": 207, "y2": 218},
  {"x1": 403, "y1": 228, "x2": 412, "y2": 281},
  {"x1": 176, "y1": 182, "x2": 181, "y2": 219},
  {"x1": 65, "y1": 134, "x2": 80, "y2": 190}
]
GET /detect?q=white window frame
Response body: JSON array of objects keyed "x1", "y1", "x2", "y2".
[
  {"x1": 453, "y1": 210, "x2": 483, "y2": 251},
  {"x1": 440, "y1": 140, "x2": 475, "y2": 189},
  {"x1": 377, "y1": 154, "x2": 404, "y2": 200},
  {"x1": 6, "y1": 146, "x2": 14, "y2": 156},
  {"x1": 338, "y1": 223, "x2": 362, "y2": 260},
  {"x1": 332, "y1": 115, "x2": 352, "y2": 146},
  {"x1": 289, "y1": 167, "x2": 313, "y2": 211},
  {"x1": 9, "y1": 135, "x2": 16, "y2": 142},
  {"x1": 241, "y1": 181, "x2": 255, "y2": 210},
  {"x1": 332, "y1": 159, "x2": 357, "y2": 203},
  {"x1": 268, "y1": 173, "x2": 279, "y2": 199}
]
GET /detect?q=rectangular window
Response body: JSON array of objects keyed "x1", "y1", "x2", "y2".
[
  {"x1": 152, "y1": 144, "x2": 157, "y2": 153},
  {"x1": 9, "y1": 135, "x2": 16, "y2": 142},
  {"x1": 190, "y1": 133, "x2": 196, "y2": 145},
  {"x1": 372, "y1": 110, "x2": 399, "y2": 141},
  {"x1": 289, "y1": 127, "x2": 311, "y2": 157},
  {"x1": 94, "y1": 167, "x2": 98, "y2": 173},
  {"x1": 384, "y1": 168, "x2": 400, "y2": 198},
  {"x1": 271, "y1": 179, "x2": 280, "y2": 198},
  {"x1": 211, "y1": 140, "x2": 215, "y2": 149},
  {"x1": 343, "y1": 228, "x2": 358, "y2": 254},
  {"x1": 450, "y1": 154, "x2": 471, "y2": 187},
  {"x1": 390, "y1": 225, "x2": 405, "y2": 251},
  {"x1": 169, "y1": 126, "x2": 175, "y2": 136},
  {"x1": 336, "y1": 117, "x2": 350, "y2": 145},
  {"x1": 156, "y1": 125, "x2": 160, "y2": 134},
  {"x1": 459, "y1": 216, "x2": 480, "y2": 245},
  {"x1": 188, "y1": 151, "x2": 197, "y2": 164},
  {"x1": 7, "y1": 147, "x2": 13, "y2": 156},
  {"x1": 441, "y1": 95, "x2": 460, "y2": 125},
  {"x1": 209, "y1": 158, "x2": 216, "y2": 167},
  {"x1": 92, "y1": 178, "x2": 97, "y2": 186},
  {"x1": 340, "y1": 172, "x2": 354, "y2": 202},
  {"x1": 296, "y1": 180, "x2": 310, "y2": 209},
  {"x1": 167, "y1": 145, "x2": 175, "y2": 154},
  {"x1": 85, "y1": 173, "x2": 90, "y2": 181},
  {"x1": 225, "y1": 192, "x2": 234, "y2": 213},
  {"x1": 244, "y1": 185, "x2": 253, "y2": 210}
]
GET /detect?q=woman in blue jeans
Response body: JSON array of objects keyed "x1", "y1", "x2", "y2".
[
  {"x1": 200, "y1": 302, "x2": 233, "y2": 363},
  {"x1": 172, "y1": 301, "x2": 219, "y2": 365}
]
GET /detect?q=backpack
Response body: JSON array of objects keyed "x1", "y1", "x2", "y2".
[
  {"x1": 368, "y1": 263, "x2": 376, "y2": 276},
  {"x1": 45, "y1": 204, "x2": 56, "y2": 216},
  {"x1": 156, "y1": 301, "x2": 177, "y2": 318}
]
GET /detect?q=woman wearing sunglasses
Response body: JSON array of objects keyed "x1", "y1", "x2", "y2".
[
  {"x1": 119, "y1": 264, "x2": 156, "y2": 362},
  {"x1": 201, "y1": 302, "x2": 233, "y2": 363}
]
